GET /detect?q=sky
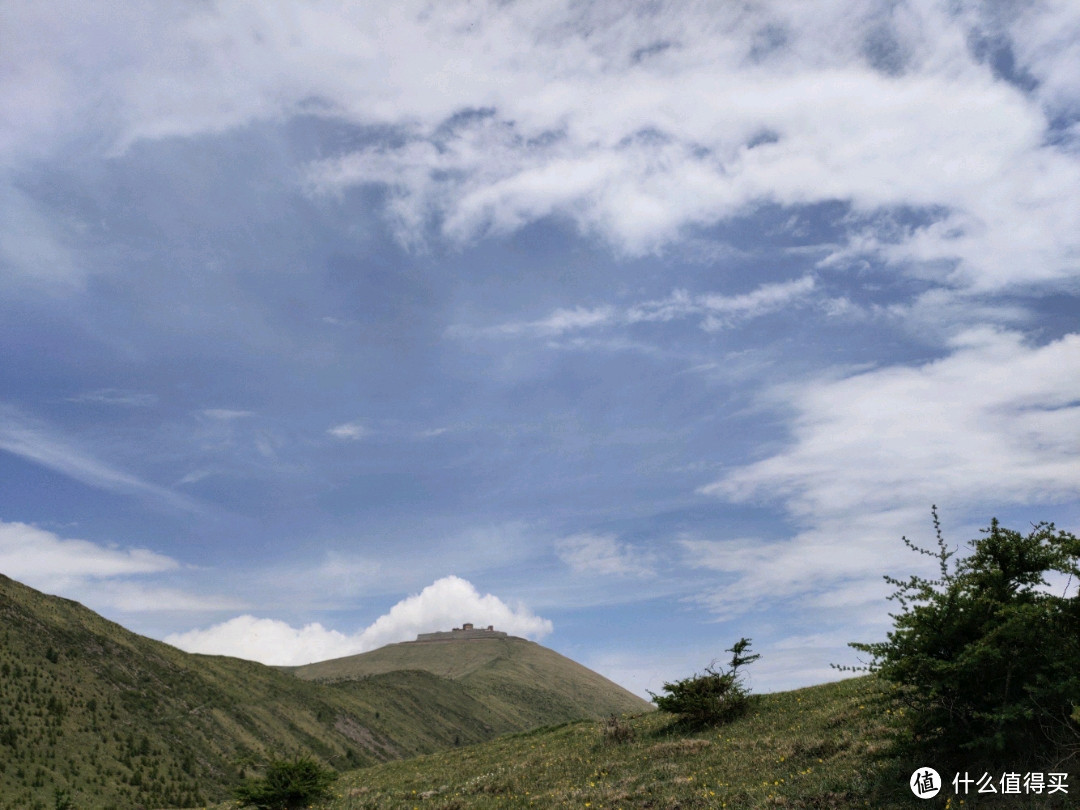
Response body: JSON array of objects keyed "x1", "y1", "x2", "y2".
[{"x1": 2, "y1": 0, "x2": 1079, "y2": 699}]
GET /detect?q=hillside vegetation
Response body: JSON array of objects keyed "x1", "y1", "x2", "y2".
[
  {"x1": 213, "y1": 675, "x2": 1074, "y2": 809},
  {"x1": 4, "y1": 514, "x2": 1075, "y2": 808},
  {"x1": 0, "y1": 575, "x2": 646, "y2": 810},
  {"x1": 287, "y1": 636, "x2": 650, "y2": 728}
]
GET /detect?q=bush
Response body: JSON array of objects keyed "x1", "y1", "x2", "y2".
[
  {"x1": 650, "y1": 638, "x2": 759, "y2": 726},
  {"x1": 600, "y1": 713, "x2": 634, "y2": 744},
  {"x1": 233, "y1": 756, "x2": 337, "y2": 810},
  {"x1": 847, "y1": 507, "x2": 1080, "y2": 762}
]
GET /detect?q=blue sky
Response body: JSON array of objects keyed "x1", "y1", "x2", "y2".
[{"x1": 2, "y1": 0, "x2": 1079, "y2": 697}]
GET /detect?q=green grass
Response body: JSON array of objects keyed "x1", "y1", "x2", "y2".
[
  {"x1": 214, "y1": 675, "x2": 1075, "y2": 810},
  {"x1": 312, "y1": 676, "x2": 906, "y2": 809},
  {"x1": 0, "y1": 575, "x2": 649, "y2": 809},
  {"x1": 5, "y1": 575, "x2": 1073, "y2": 809}
]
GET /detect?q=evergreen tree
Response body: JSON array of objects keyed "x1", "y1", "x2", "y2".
[
  {"x1": 650, "y1": 638, "x2": 760, "y2": 726},
  {"x1": 847, "y1": 508, "x2": 1080, "y2": 762},
  {"x1": 233, "y1": 756, "x2": 337, "y2": 810}
]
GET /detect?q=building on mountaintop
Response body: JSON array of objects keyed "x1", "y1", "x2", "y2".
[{"x1": 415, "y1": 623, "x2": 509, "y2": 641}]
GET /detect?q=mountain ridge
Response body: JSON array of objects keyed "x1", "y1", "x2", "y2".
[
  {"x1": 287, "y1": 633, "x2": 652, "y2": 733},
  {"x1": 0, "y1": 573, "x2": 650, "y2": 810}
]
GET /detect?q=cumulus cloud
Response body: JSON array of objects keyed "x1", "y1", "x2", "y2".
[
  {"x1": 165, "y1": 615, "x2": 356, "y2": 665},
  {"x1": 165, "y1": 575, "x2": 553, "y2": 665}
]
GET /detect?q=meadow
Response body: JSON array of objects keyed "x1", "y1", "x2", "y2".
[{"x1": 210, "y1": 674, "x2": 1073, "y2": 809}]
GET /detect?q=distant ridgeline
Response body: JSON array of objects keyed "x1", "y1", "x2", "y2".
[{"x1": 414, "y1": 623, "x2": 509, "y2": 642}]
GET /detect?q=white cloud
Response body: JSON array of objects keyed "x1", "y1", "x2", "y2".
[
  {"x1": 997, "y1": 0, "x2": 1080, "y2": 114},
  {"x1": 627, "y1": 276, "x2": 818, "y2": 332},
  {"x1": 705, "y1": 329, "x2": 1080, "y2": 517},
  {"x1": 327, "y1": 422, "x2": 368, "y2": 440},
  {"x1": 0, "y1": 519, "x2": 243, "y2": 616},
  {"x1": 457, "y1": 276, "x2": 817, "y2": 341},
  {"x1": 5, "y1": 2, "x2": 1078, "y2": 292},
  {"x1": 678, "y1": 515, "x2": 925, "y2": 621},
  {"x1": 0, "y1": 519, "x2": 179, "y2": 584},
  {"x1": 555, "y1": 533, "x2": 655, "y2": 578},
  {"x1": 515, "y1": 306, "x2": 618, "y2": 337},
  {"x1": 165, "y1": 575, "x2": 553, "y2": 666},
  {"x1": 165, "y1": 615, "x2": 356, "y2": 665},
  {"x1": 690, "y1": 328, "x2": 1080, "y2": 618},
  {"x1": 357, "y1": 575, "x2": 553, "y2": 650},
  {"x1": 295, "y1": 2, "x2": 1078, "y2": 290}
]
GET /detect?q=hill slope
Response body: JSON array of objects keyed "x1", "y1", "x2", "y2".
[
  {"x1": 0, "y1": 575, "x2": 645, "y2": 810},
  {"x1": 287, "y1": 635, "x2": 652, "y2": 726},
  {"x1": 240, "y1": 676, "x2": 1068, "y2": 810}
]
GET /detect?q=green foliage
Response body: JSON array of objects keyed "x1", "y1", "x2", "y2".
[
  {"x1": 52, "y1": 787, "x2": 72, "y2": 810},
  {"x1": 650, "y1": 638, "x2": 759, "y2": 726},
  {"x1": 233, "y1": 756, "x2": 337, "y2": 810},
  {"x1": 847, "y1": 507, "x2": 1080, "y2": 761}
]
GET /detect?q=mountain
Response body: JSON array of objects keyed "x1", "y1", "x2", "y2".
[
  {"x1": 286, "y1": 629, "x2": 651, "y2": 728},
  {"x1": 0, "y1": 575, "x2": 649, "y2": 810}
]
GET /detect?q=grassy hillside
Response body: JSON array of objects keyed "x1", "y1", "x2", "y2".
[
  {"x1": 0, "y1": 575, "x2": 647, "y2": 810},
  {"x1": 219, "y1": 676, "x2": 1073, "y2": 809},
  {"x1": 288, "y1": 636, "x2": 652, "y2": 727}
]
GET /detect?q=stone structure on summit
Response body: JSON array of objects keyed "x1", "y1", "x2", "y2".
[{"x1": 415, "y1": 623, "x2": 508, "y2": 642}]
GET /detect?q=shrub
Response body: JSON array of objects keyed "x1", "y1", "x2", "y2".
[
  {"x1": 650, "y1": 638, "x2": 759, "y2": 726},
  {"x1": 846, "y1": 507, "x2": 1080, "y2": 762},
  {"x1": 233, "y1": 756, "x2": 337, "y2": 810},
  {"x1": 600, "y1": 713, "x2": 634, "y2": 744}
]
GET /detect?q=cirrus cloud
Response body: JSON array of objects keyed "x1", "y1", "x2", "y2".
[{"x1": 689, "y1": 328, "x2": 1080, "y2": 619}]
